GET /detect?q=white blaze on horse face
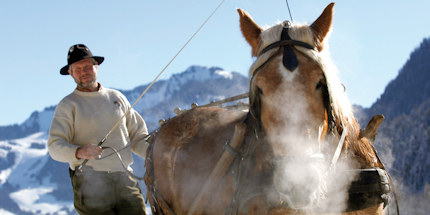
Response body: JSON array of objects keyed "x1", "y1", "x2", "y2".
[
  {"x1": 260, "y1": 65, "x2": 328, "y2": 209},
  {"x1": 260, "y1": 67, "x2": 320, "y2": 157},
  {"x1": 263, "y1": 67, "x2": 326, "y2": 208},
  {"x1": 278, "y1": 59, "x2": 298, "y2": 81}
]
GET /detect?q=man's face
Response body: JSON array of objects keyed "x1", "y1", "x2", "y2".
[{"x1": 68, "y1": 58, "x2": 98, "y2": 91}]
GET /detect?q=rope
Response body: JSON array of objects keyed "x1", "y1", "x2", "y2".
[
  {"x1": 102, "y1": 146, "x2": 145, "y2": 180},
  {"x1": 286, "y1": 0, "x2": 294, "y2": 22},
  {"x1": 387, "y1": 173, "x2": 401, "y2": 215},
  {"x1": 77, "y1": 0, "x2": 228, "y2": 172}
]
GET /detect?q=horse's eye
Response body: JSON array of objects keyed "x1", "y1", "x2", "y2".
[
  {"x1": 316, "y1": 81, "x2": 323, "y2": 90},
  {"x1": 257, "y1": 87, "x2": 264, "y2": 95}
]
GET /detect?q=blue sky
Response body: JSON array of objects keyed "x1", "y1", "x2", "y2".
[{"x1": 0, "y1": 0, "x2": 429, "y2": 125}]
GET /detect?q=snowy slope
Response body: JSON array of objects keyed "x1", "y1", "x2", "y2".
[{"x1": 0, "y1": 133, "x2": 74, "y2": 214}]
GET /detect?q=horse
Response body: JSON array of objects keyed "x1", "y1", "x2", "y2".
[{"x1": 145, "y1": 3, "x2": 391, "y2": 215}]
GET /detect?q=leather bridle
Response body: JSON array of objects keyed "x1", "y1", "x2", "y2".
[{"x1": 249, "y1": 21, "x2": 335, "y2": 133}]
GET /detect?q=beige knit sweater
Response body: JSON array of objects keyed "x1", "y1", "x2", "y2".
[{"x1": 48, "y1": 86, "x2": 149, "y2": 171}]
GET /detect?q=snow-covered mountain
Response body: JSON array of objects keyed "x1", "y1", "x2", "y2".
[
  {"x1": 0, "y1": 65, "x2": 248, "y2": 140},
  {"x1": 0, "y1": 132, "x2": 74, "y2": 214},
  {"x1": 0, "y1": 65, "x2": 248, "y2": 214},
  {"x1": 122, "y1": 65, "x2": 248, "y2": 132}
]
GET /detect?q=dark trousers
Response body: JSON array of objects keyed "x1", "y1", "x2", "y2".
[{"x1": 69, "y1": 168, "x2": 146, "y2": 215}]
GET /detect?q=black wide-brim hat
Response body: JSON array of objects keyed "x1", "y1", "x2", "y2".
[{"x1": 60, "y1": 44, "x2": 104, "y2": 75}]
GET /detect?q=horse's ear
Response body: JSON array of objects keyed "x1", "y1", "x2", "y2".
[
  {"x1": 361, "y1": 114, "x2": 385, "y2": 142},
  {"x1": 311, "y1": 3, "x2": 335, "y2": 51},
  {"x1": 237, "y1": 9, "x2": 262, "y2": 57}
]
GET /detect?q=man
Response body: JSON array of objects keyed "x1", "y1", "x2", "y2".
[{"x1": 48, "y1": 44, "x2": 148, "y2": 214}]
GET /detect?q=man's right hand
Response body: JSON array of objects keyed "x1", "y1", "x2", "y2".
[{"x1": 76, "y1": 145, "x2": 103, "y2": 159}]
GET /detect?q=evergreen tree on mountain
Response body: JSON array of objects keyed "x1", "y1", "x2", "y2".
[
  {"x1": 368, "y1": 38, "x2": 430, "y2": 194},
  {"x1": 369, "y1": 38, "x2": 430, "y2": 119}
]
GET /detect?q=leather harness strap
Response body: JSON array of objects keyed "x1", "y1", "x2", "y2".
[{"x1": 259, "y1": 37, "x2": 315, "y2": 55}]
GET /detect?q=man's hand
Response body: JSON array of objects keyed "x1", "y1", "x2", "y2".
[{"x1": 76, "y1": 145, "x2": 103, "y2": 159}]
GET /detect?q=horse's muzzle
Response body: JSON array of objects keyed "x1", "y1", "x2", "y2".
[{"x1": 271, "y1": 154, "x2": 326, "y2": 209}]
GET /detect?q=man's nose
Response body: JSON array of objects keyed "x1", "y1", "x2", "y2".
[{"x1": 83, "y1": 67, "x2": 93, "y2": 73}]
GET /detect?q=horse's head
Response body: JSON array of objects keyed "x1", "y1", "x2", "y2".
[
  {"x1": 238, "y1": 3, "x2": 370, "y2": 209},
  {"x1": 239, "y1": 3, "x2": 344, "y2": 157}
]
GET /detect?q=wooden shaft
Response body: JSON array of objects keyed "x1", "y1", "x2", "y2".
[
  {"x1": 201, "y1": 93, "x2": 248, "y2": 107},
  {"x1": 187, "y1": 122, "x2": 247, "y2": 215}
]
